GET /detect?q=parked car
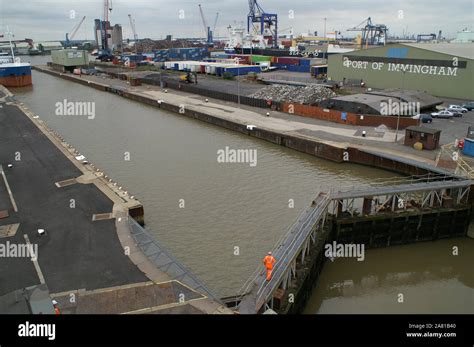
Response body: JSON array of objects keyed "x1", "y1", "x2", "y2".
[
  {"x1": 431, "y1": 110, "x2": 454, "y2": 119},
  {"x1": 412, "y1": 114, "x2": 433, "y2": 123},
  {"x1": 461, "y1": 101, "x2": 474, "y2": 111},
  {"x1": 447, "y1": 105, "x2": 468, "y2": 113}
]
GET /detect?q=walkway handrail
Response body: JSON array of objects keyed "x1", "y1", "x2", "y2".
[
  {"x1": 127, "y1": 218, "x2": 221, "y2": 302},
  {"x1": 333, "y1": 173, "x2": 457, "y2": 194},
  {"x1": 235, "y1": 196, "x2": 318, "y2": 295},
  {"x1": 255, "y1": 194, "x2": 330, "y2": 309},
  {"x1": 235, "y1": 192, "x2": 330, "y2": 309}
]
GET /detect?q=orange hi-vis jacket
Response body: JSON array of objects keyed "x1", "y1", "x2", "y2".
[{"x1": 263, "y1": 255, "x2": 276, "y2": 270}]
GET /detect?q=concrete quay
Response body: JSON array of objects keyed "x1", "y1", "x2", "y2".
[{"x1": 0, "y1": 85, "x2": 231, "y2": 314}]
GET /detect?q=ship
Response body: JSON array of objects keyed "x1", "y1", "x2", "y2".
[
  {"x1": 0, "y1": 53, "x2": 32, "y2": 87},
  {"x1": 224, "y1": 25, "x2": 354, "y2": 58},
  {"x1": 231, "y1": 44, "x2": 355, "y2": 59},
  {"x1": 0, "y1": 28, "x2": 32, "y2": 87}
]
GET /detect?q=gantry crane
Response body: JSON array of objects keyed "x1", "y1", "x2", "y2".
[
  {"x1": 347, "y1": 17, "x2": 388, "y2": 48},
  {"x1": 247, "y1": 0, "x2": 278, "y2": 48}
]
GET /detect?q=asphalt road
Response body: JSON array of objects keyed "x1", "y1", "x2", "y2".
[{"x1": 0, "y1": 104, "x2": 147, "y2": 297}]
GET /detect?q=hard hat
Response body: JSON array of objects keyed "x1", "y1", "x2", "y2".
[
  {"x1": 268, "y1": 251, "x2": 272, "y2": 255},
  {"x1": 52, "y1": 300, "x2": 58, "y2": 305}
]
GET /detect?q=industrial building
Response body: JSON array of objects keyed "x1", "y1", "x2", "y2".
[
  {"x1": 51, "y1": 49, "x2": 89, "y2": 72},
  {"x1": 328, "y1": 43, "x2": 474, "y2": 100},
  {"x1": 37, "y1": 41, "x2": 63, "y2": 53}
]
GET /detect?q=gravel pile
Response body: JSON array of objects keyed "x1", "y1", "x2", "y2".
[
  {"x1": 134, "y1": 39, "x2": 206, "y2": 52},
  {"x1": 251, "y1": 84, "x2": 336, "y2": 104}
]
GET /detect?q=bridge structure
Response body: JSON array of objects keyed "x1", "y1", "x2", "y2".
[{"x1": 236, "y1": 174, "x2": 474, "y2": 314}]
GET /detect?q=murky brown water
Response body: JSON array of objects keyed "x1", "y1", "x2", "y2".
[{"x1": 13, "y1": 56, "x2": 474, "y2": 312}]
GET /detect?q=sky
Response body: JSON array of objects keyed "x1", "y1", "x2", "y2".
[{"x1": 0, "y1": 0, "x2": 473, "y2": 42}]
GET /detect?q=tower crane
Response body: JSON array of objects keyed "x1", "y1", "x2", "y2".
[{"x1": 65, "y1": 15, "x2": 86, "y2": 47}]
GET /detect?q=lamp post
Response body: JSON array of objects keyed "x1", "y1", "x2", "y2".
[
  {"x1": 235, "y1": 57, "x2": 241, "y2": 108},
  {"x1": 324, "y1": 18, "x2": 327, "y2": 40},
  {"x1": 394, "y1": 70, "x2": 405, "y2": 143}
]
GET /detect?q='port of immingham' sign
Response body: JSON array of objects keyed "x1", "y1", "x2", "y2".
[{"x1": 342, "y1": 56, "x2": 467, "y2": 77}]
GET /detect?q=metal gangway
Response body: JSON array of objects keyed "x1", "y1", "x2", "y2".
[
  {"x1": 237, "y1": 192, "x2": 331, "y2": 314},
  {"x1": 330, "y1": 173, "x2": 473, "y2": 216},
  {"x1": 236, "y1": 174, "x2": 473, "y2": 314}
]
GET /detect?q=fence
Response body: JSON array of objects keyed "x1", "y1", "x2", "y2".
[{"x1": 140, "y1": 76, "x2": 278, "y2": 109}]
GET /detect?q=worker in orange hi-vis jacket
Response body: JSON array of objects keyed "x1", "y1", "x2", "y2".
[
  {"x1": 263, "y1": 252, "x2": 276, "y2": 281},
  {"x1": 52, "y1": 300, "x2": 60, "y2": 315}
]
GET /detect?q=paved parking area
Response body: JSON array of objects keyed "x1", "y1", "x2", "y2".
[{"x1": 424, "y1": 110, "x2": 474, "y2": 145}]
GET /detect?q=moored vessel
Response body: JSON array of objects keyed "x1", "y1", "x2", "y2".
[{"x1": 0, "y1": 28, "x2": 32, "y2": 87}]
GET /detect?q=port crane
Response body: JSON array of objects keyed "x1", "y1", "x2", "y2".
[
  {"x1": 347, "y1": 17, "x2": 388, "y2": 48},
  {"x1": 198, "y1": 4, "x2": 214, "y2": 46},
  {"x1": 128, "y1": 14, "x2": 138, "y2": 41},
  {"x1": 213, "y1": 12, "x2": 219, "y2": 39},
  {"x1": 247, "y1": 0, "x2": 278, "y2": 48},
  {"x1": 100, "y1": 0, "x2": 113, "y2": 51},
  {"x1": 65, "y1": 16, "x2": 86, "y2": 47}
]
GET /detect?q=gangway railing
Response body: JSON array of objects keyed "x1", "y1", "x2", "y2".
[
  {"x1": 236, "y1": 172, "x2": 474, "y2": 313},
  {"x1": 237, "y1": 192, "x2": 331, "y2": 313},
  {"x1": 127, "y1": 218, "x2": 221, "y2": 302}
]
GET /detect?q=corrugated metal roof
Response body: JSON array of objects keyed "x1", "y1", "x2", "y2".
[
  {"x1": 331, "y1": 93, "x2": 389, "y2": 111},
  {"x1": 406, "y1": 126, "x2": 441, "y2": 135},
  {"x1": 403, "y1": 43, "x2": 474, "y2": 60},
  {"x1": 367, "y1": 89, "x2": 443, "y2": 108}
]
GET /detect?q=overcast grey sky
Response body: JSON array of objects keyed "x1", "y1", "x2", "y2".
[{"x1": 0, "y1": 0, "x2": 473, "y2": 41}]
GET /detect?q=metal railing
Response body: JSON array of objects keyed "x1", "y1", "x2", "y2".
[
  {"x1": 332, "y1": 173, "x2": 459, "y2": 196},
  {"x1": 127, "y1": 218, "x2": 221, "y2": 302},
  {"x1": 236, "y1": 192, "x2": 331, "y2": 312},
  {"x1": 254, "y1": 193, "x2": 330, "y2": 310}
]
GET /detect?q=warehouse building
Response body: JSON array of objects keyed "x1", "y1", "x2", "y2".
[{"x1": 328, "y1": 43, "x2": 474, "y2": 100}]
